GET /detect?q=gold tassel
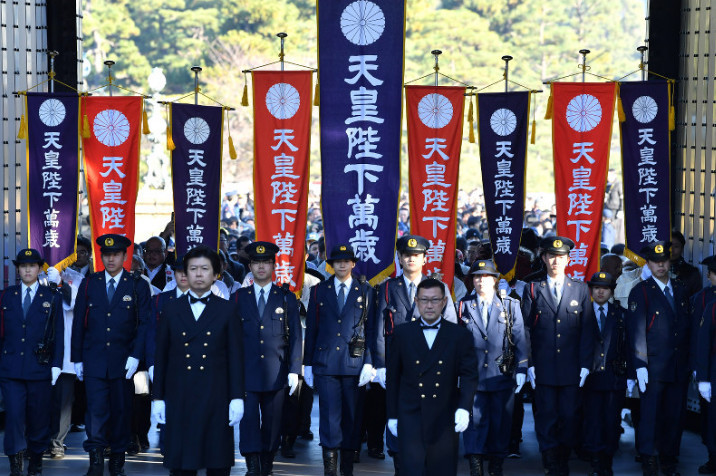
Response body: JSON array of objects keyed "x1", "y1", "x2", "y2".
[
  {"x1": 228, "y1": 135, "x2": 237, "y2": 160},
  {"x1": 166, "y1": 126, "x2": 176, "y2": 151},
  {"x1": 142, "y1": 107, "x2": 150, "y2": 134},
  {"x1": 616, "y1": 83, "x2": 626, "y2": 122},
  {"x1": 467, "y1": 97, "x2": 474, "y2": 122},
  {"x1": 241, "y1": 84, "x2": 249, "y2": 107},
  {"x1": 313, "y1": 81, "x2": 320, "y2": 106},
  {"x1": 468, "y1": 119, "x2": 475, "y2": 143},
  {"x1": 82, "y1": 114, "x2": 91, "y2": 138},
  {"x1": 544, "y1": 88, "x2": 553, "y2": 120},
  {"x1": 467, "y1": 95, "x2": 475, "y2": 143},
  {"x1": 17, "y1": 114, "x2": 27, "y2": 140},
  {"x1": 530, "y1": 119, "x2": 536, "y2": 144},
  {"x1": 668, "y1": 81, "x2": 675, "y2": 131}
]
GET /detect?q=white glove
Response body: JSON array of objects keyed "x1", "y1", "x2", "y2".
[
  {"x1": 515, "y1": 373, "x2": 525, "y2": 393},
  {"x1": 358, "y1": 364, "x2": 375, "y2": 387},
  {"x1": 51, "y1": 367, "x2": 61, "y2": 385},
  {"x1": 579, "y1": 368, "x2": 590, "y2": 387},
  {"x1": 699, "y1": 382, "x2": 712, "y2": 402},
  {"x1": 528, "y1": 366, "x2": 536, "y2": 389},
  {"x1": 304, "y1": 366, "x2": 314, "y2": 388},
  {"x1": 152, "y1": 400, "x2": 166, "y2": 425},
  {"x1": 627, "y1": 379, "x2": 636, "y2": 395},
  {"x1": 288, "y1": 373, "x2": 299, "y2": 396},
  {"x1": 148, "y1": 366, "x2": 154, "y2": 383},
  {"x1": 454, "y1": 408, "x2": 470, "y2": 433},
  {"x1": 636, "y1": 367, "x2": 649, "y2": 393},
  {"x1": 125, "y1": 357, "x2": 139, "y2": 379},
  {"x1": 46, "y1": 267, "x2": 61, "y2": 285},
  {"x1": 640, "y1": 266, "x2": 652, "y2": 281},
  {"x1": 388, "y1": 418, "x2": 398, "y2": 437},
  {"x1": 375, "y1": 367, "x2": 387, "y2": 389},
  {"x1": 228, "y1": 398, "x2": 244, "y2": 426},
  {"x1": 74, "y1": 362, "x2": 84, "y2": 381},
  {"x1": 498, "y1": 279, "x2": 511, "y2": 294}
]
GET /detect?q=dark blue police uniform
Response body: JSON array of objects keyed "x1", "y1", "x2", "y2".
[
  {"x1": 696, "y1": 300, "x2": 716, "y2": 464},
  {"x1": 304, "y1": 245, "x2": 376, "y2": 475},
  {"x1": 0, "y1": 250, "x2": 63, "y2": 476},
  {"x1": 71, "y1": 235, "x2": 150, "y2": 476}
]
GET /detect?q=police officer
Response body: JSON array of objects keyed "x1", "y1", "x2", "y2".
[
  {"x1": 304, "y1": 244, "x2": 377, "y2": 476},
  {"x1": 627, "y1": 241, "x2": 691, "y2": 476},
  {"x1": 583, "y1": 272, "x2": 627, "y2": 476},
  {"x1": 696, "y1": 299, "x2": 716, "y2": 474},
  {"x1": 0, "y1": 249, "x2": 63, "y2": 476},
  {"x1": 373, "y1": 234, "x2": 457, "y2": 474},
  {"x1": 232, "y1": 242, "x2": 302, "y2": 476},
  {"x1": 72, "y1": 234, "x2": 150, "y2": 476},
  {"x1": 521, "y1": 236, "x2": 596, "y2": 475},
  {"x1": 459, "y1": 260, "x2": 528, "y2": 476}
]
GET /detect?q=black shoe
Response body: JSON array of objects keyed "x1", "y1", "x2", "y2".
[
  {"x1": 109, "y1": 452, "x2": 127, "y2": 476},
  {"x1": 260, "y1": 451, "x2": 274, "y2": 476},
  {"x1": 507, "y1": 442, "x2": 521, "y2": 459},
  {"x1": 340, "y1": 449, "x2": 354, "y2": 476},
  {"x1": 300, "y1": 430, "x2": 314, "y2": 440},
  {"x1": 542, "y1": 448, "x2": 560, "y2": 476},
  {"x1": 322, "y1": 448, "x2": 338, "y2": 476},
  {"x1": 353, "y1": 450, "x2": 360, "y2": 464},
  {"x1": 280, "y1": 436, "x2": 296, "y2": 459},
  {"x1": 86, "y1": 449, "x2": 104, "y2": 476},
  {"x1": 70, "y1": 424, "x2": 85, "y2": 433},
  {"x1": 468, "y1": 455, "x2": 484, "y2": 476},
  {"x1": 699, "y1": 459, "x2": 716, "y2": 474},
  {"x1": 27, "y1": 451, "x2": 43, "y2": 476},
  {"x1": 367, "y1": 448, "x2": 385, "y2": 460},
  {"x1": 641, "y1": 455, "x2": 659, "y2": 476},
  {"x1": 245, "y1": 453, "x2": 261, "y2": 476},
  {"x1": 126, "y1": 435, "x2": 140, "y2": 456},
  {"x1": 487, "y1": 456, "x2": 504, "y2": 476},
  {"x1": 8, "y1": 452, "x2": 23, "y2": 476}
]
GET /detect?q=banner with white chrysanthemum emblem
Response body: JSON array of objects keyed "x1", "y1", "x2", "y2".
[
  {"x1": 251, "y1": 70, "x2": 312, "y2": 292},
  {"x1": 549, "y1": 82, "x2": 616, "y2": 280},
  {"x1": 618, "y1": 80, "x2": 671, "y2": 266},
  {"x1": 170, "y1": 103, "x2": 224, "y2": 256},
  {"x1": 406, "y1": 85, "x2": 466, "y2": 292},
  {"x1": 82, "y1": 96, "x2": 143, "y2": 270},
  {"x1": 23, "y1": 92, "x2": 80, "y2": 270}
]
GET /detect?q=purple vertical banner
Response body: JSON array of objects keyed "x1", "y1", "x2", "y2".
[
  {"x1": 318, "y1": 0, "x2": 406, "y2": 284},
  {"x1": 170, "y1": 103, "x2": 223, "y2": 256},
  {"x1": 476, "y1": 91, "x2": 530, "y2": 280},
  {"x1": 619, "y1": 81, "x2": 671, "y2": 265},
  {"x1": 26, "y1": 92, "x2": 80, "y2": 268}
]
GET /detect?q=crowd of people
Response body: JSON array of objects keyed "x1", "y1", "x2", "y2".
[{"x1": 6, "y1": 174, "x2": 716, "y2": 476}]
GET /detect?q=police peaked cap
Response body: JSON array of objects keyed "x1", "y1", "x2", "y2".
[
  {"x1": 12, "y1": 248, "x2": 44, "y2": 266},
  {"x1": 246, "y1": 241, "x2": 280, "y2": 260},
  {"x1": 326, "y1": 244, "x2": 357, "y2": 263},
  {"x1": 540, "y1": 236, "x2": 575, "y2": 255},
  {"x1": 96, "y1": 234, "x2": 132, "y2": 253},
  {"x1": 587, "y1": 271, "x2": 616, "y2": 289},
  {"x1": 640, "y1": 241, "x2": 671, "y2": 262},
  {"x1": 468, "y1": 260, "x2": 500, "y2": 277},
  {"x1": 396, "y1": 235, "x2": 431, "y2": 254}
]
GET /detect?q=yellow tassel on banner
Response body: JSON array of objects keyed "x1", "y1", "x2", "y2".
[
  {"x1": 467, "y1": 97, "x2": 474, "y2": 123},
  {"x1": 167, "y1": 126, "x2": 176, "y2": 151},
  {"x1": 228, "y1": 136, "x2": 237, "y2": 160},
  {"x1": 530, "y1": 119, "x2": 536, "y2": 144},
  {"x1": 313, "y1": 81, "x2": 320, "y2": 106},
  {"x1": 241, "y1": 84, "x2": 249, "y2": 107},
  {"x1": 142, "y1": 108, "x2": 150, "y2": 134},
  {"x1": 616, "y1": 84, "x2": 626, "y2": 123},
  {"x1": 468, "y1": 119, "x2": 475, "y2": 143},
  {"x1": 17, "y1": 114, "x2": 28, "y2": 140},
  {"x1": 669, "y1": 105, "x2": 675, "y2": 131},
  {"x1": 544, "y1": 89, "x2": 553, "y2": 120},
  {"x1": 82, "y1": 114, "x2": 91, "y2": 138}
]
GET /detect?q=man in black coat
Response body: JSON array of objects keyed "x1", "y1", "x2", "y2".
[
  {"x1": 627, "y1": 241, "x2": 691, "y2": 476},
  {"x1": 386, "y1": 278, "x2": 478, "y2": 476},
  {"x1": 582, "y1": 272, "x2": 627, "y2": 476},
  {"x1": 521, "y1": 236, "x2": 596, "y2": 476},
  {"x1": 152, "y1": 246, "x2": 244, "y2": 476}
]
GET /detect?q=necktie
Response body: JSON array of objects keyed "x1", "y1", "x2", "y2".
[
  {"x1": 338, "y1": 283, "x2": 346, "y2": 313},
  {"x1": 553, "y1": 282, "x2": 561, "y2": 303},
  {"x1": 22, "y1": 288, "x2": 32, "y2": 318},
  {"x1": 480, "y1": 301, "x2": 489, "y2": 328},
  {"x1": 107, "y1": 278, "x2": 116, "y2": 302},
  {"x1": 664, "y1": 286, "x2": 676, "y2": 312},
  {"x1": 409, "y1": 282, "x2": 416, "y2": 303},
  {"x1": 189, "y1": 294, "x2": 210, "y2": 305},
  {"x1": 258, "y1": 288, "x2": 266, "y2": 317},
  {"x1": 598, "y1": 306, "x2": 606, "y2": 334},
  {"x1": 421, "y1": 322, "x2": 440, "y2": 330}
]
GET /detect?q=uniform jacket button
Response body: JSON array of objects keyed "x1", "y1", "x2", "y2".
[{"x1": 187, "y1": 366, "x2": 191, "y2": 370}]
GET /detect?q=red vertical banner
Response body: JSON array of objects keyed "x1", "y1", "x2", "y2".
[
  {"x1": 82, "y1": 96, "x2": 143, "y2": 271},
  {"x1": 252, "y1": 71, "x2": 312, "y2": 293},
  {"x1": 551, "y1": 82, "x2": 616, "y2": 280},
  {"x1": 406, "y1": 85, "x2": 465, "y2": 292}
]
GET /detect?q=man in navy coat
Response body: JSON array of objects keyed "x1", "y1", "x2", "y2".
[
  {"x1": 521, "y1": 236, "x2": 596, "y2": 475},
  {"x1": 583, "y1": 272, "x2": 627, "y2": 476},
  {"x1": 304, "y1": 244, "x2": 377, "y2": 476},
  {"x1": 71, "y1": 234, "x2": 150, "y2": 476},
  {"x1": 0, "y1": 249, "x2": 63, "y2": 476},
  {"x1": 696, "y1": 298, "x2": 716, "y2": 474},
  {"x1": 372, "y1": 234, "x2": 457, "y2": 473},
  {"x1": 232, "y1": 241, "x2": 302, "y2": 476},
  {"x1": 459, "y1": 260, "x2": 528, "y2": 476},
  {"x1": 627, "y1": 241, "x2": 691, "y2": 476}
]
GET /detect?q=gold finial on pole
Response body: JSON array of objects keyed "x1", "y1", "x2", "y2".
[
  {"x1": 431, "y1": 50, "x2": 442, "y2": 87},
  {"x1": 502, "y1": 55, "x2": 513, "y2": 93},
  {"x1": 278, "y1": 32, "x2": 288, "y2": 71},
  {"x1": 104, "y1": 60, "x2": 116, "y2": 96},
  {"x1": 191, "y1": 66, "x2": 202, "y2": 105},
  {"x1": 579, "y1": 49, "x2": 590, "y2": 83},
  {"x1": 49, "y1": 51, "x2": 59, "y2": 93},
  {"x1": 637, "y1": 46, "x2": 648, "y2": 81}
]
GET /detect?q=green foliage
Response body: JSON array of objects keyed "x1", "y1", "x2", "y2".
[{"x1": 83, "y1": 0, "x2": 645, "y2": 194}]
